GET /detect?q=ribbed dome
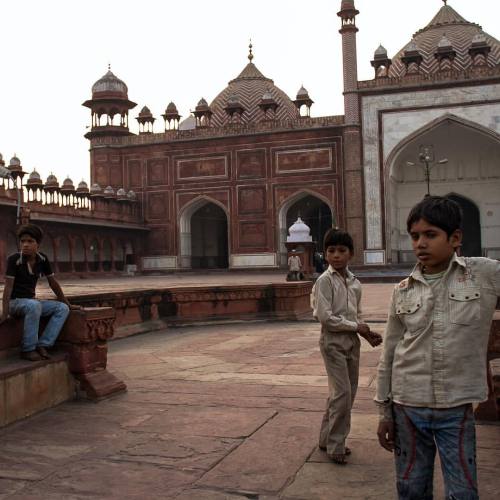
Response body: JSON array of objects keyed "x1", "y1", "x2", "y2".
[
  {"x1": 103, "y1": 185, "x2": 115, "y2": 197},
  {"x1": 138, "y1": 106, "x2": 152, "y2": 117},
  {"x1": 91, "y1": 69, "x2": 128, "y2": 98},
  {"x1": 209, "y1": 61, "x2": 299, "y2": 127},
  {"x1": 388, "y1": 4, "x2": 500, "y2": 77},
  {"x1": 374, "y1": 44, "x2": 388, "y2": 57},
  {"x1": 9, "y1": 155, "x2": 21, "y2": 167},
  {"x1": 90, "y1": 183, "x2": 102, "y2": 195},
  {"x1": 27, "y1": 170, "x2": 43, "y2": 188},
  {"x1": 46, "y1": 174, "x2": 58, "y2": 185},
  {"x1": 165, "y1": 101, "x2": 178, "y2": 113},
  {"x1": 76, "y1": 180, "x2": 90, "y2": 195},
  {"x1": 61, "y1": 177, "x2": 75, "y2": 193}
]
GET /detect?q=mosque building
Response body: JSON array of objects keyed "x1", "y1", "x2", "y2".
[{"x1": 1, "y1": 0, "x2": 499, "y2": 274}]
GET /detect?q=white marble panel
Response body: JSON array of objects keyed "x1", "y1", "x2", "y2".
[
  {"x1": 142, "y1": 256, "x2": 177, "y2": 270},
  {"x1": 230, "y1": 253, "x2": 277, "y2": 268}
]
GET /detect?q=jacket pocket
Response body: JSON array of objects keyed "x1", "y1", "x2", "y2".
[
  {"x1": 449, "y1": 287, "x2": 480, "y2": 325},
  {"x1": 396, "y1": 299, "x2": 425, "y2": 334}
]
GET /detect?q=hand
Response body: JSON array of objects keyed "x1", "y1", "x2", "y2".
[
  {"x1": 365, "y1": 331, "x2": 383, "y2": 347},
  {"x1": 377, "y1": 421, "x2": 395, "y2": 452},
  {"x1": 357, "y1": 322, "x2": 370, "y2": 335}
]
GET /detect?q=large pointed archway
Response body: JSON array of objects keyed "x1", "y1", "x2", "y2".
[
  {"x1": 179, "y1": 197, "x2": 229, "y2": 269},
  {"x1": 386, "y1": 115, "x2": 500, "y2": 263},
  {"x1": 277, "y1": 191, "x2": 334, "y2": 267}
]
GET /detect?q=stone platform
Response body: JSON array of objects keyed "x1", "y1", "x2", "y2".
[{"x1": 0, "y1": 319, "x2": 498, "y2": 499}]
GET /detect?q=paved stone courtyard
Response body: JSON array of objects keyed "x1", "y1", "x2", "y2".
[{"x1": 1, "y1": 297, "x2": 499, "y2": 499}]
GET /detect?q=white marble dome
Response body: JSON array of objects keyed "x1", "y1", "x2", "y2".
[{"x1": 287, "y1": 217, "x2": 312, "y2": 243}]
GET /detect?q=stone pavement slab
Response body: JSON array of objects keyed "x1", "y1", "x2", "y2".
[{"x1": 0, "y1": 320, "x2": 498, "y2": 499}]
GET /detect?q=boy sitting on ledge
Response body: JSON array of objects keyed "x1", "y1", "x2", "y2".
[{"x1": 1, "y1": 224, "x2": 77, "y2": 361}]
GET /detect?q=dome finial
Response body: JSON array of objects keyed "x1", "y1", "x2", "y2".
[
  {"x1": 248, "y1": 39, "x2": 254, "y2": 62},
  {"x1": 108, "y1": 62, "x2": 111, "y2": 71},
  {"x1": 442, "y1": 0, "x2": 447, "y2": 5}
]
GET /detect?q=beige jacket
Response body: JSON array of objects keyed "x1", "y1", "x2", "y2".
[
  {"x1": 311, "y1": 266, "x2": 361, "y2": 333},
  {"x1": 376, "y1": 255, "x2": 500, "y2": 420}
]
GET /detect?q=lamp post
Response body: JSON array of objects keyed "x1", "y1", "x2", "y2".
[
  {"x1": 407, "y1": 145, "x2": 448, "y2": 196},
  {"x1": 0, "y1": 164, "x2": 21, "y2": 225}
]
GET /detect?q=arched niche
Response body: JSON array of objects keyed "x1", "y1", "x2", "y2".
[
  {"x1": 178, "y1": 197, "x2": 229, "y2": 269},
  {"x1": 102, "y1": 240, "x2": 113, "y2": 271},
  {"x1": 385, "y1": 115, "x2": 500, "y2": 263},
  {"x1": 277, "y1": 191, "x2": 334, "y2": 267},
  {"x1": 73, "y1": 236, "x2": 86, "y2": 272},
  {"x1": 58, "y1": 236, "x2": 72, "y2": 273},
  {"x1": 88, "y1": 238, "x2": 100, "y2": 272}
]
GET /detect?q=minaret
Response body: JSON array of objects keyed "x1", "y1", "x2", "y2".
[
  {"x1": 337, "y1": 0, "x2": 364, "y2": 264},
  {"x1": 338, "y1": 0, "x2": 360, "y2": 125}
]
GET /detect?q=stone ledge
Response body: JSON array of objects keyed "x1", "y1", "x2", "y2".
[
  {"x1": 0, "y1": 307, "x2": 126, "y2": 402},
  {"x1": 0, "y1": 355, "x2": 75, "y2": 427},
  {"x1": 66, "y1": 282, "x2": 314, "y2": 334}
]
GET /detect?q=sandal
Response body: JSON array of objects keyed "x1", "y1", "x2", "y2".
[{"x1": 328, "y1": 453, "x2": 347, "y2": 465}]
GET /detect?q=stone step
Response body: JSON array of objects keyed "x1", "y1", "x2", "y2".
[{"x1": 0, "y1": 353, "x2": 75, "y2": 427}]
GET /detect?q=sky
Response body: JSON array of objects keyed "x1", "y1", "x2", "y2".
[{"x1": 1, "y1": 0, "x2": 499, "y2": 185}]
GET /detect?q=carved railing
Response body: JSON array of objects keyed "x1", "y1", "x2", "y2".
[
  {"x1": 90, "y1": 115, "x2": 346, "y2": 147},
  {"x1": 358, "y1": 64, "x2": 500, "y2": 91},
  {"x1": 0, "y1": 181, "x2": 142, "y2": 224}
]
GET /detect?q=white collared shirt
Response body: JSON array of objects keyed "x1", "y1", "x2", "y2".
[{"x1": 311, "y1": 266, "x2": 361, "y2": 333}]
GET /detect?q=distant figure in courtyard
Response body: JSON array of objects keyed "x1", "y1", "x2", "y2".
[
  {"x1": 376, "y1": 196, "x2": 500, "y2": 499},
  {"x1": 0, "y1": 224, "x2": 77, "y2": 361},
  {"x1": 311, "y1": 228, "x2": 382, "y2": 464},
  {"x1": 287, "y1": 250, "x2": 303, "y2": 281}
]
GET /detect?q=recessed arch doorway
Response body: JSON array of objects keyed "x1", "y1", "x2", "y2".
[
  {"x1": 386, "y1": 115, "x2": 500, "y2": 263},
  {"x1": 277, "y1": 191, "x2": 334, "y2": 267},
  {"x1": 179, "y1": 197, "x2": 229, "y2": 269}
]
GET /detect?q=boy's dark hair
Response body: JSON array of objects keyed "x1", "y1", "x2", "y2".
[
  {"x1": 406, "y1": 196, "x2": 462, "y2": 236},
  {"x1": 17, "y1": 224, "x2": 44, "y2": 244},
  {"x1": 323, "y1": 228, "x2": 354, "y2": 253}
]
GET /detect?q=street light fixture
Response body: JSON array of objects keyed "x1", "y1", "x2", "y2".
[
  {"x1": 0, "y1": 164, "x2": 21, "y2": 225},
  {"x1": 406, "y1": 145, "x2": 448, "y2": 196}
]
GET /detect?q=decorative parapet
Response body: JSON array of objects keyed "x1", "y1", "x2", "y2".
[
  {"x1": 90, "y1": 116, "x2": 345, "y2": 147},
  {"x1": 0, "y1": 185, "x2": 143, "y2": 226},
  {"x1": 358, "y1": 64, "x2": 500, "y2": 92}
]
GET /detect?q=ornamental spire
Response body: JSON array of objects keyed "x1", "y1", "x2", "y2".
[{"x1": 248, "y1": 40, "x2": 254, "y2": 62}]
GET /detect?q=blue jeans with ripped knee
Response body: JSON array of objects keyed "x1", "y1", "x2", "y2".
[{"x1": 393, "y1": 403, "x2": 478, "y2": 500}]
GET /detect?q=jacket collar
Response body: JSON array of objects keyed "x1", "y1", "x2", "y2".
[
  {"x1": 409, "y1": 252, "x2": 465, "y2": 284},
  {"x1": 328, "y1": 265, "x2": 355, "y2": 281}
]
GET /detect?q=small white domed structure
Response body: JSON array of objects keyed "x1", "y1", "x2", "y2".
[{"x1": 287, "y1": 217, "x2": 312, "y2": 243}]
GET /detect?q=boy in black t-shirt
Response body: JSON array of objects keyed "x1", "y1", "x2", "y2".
[{"x1": 1, "y1": 224, "x2": 75, "y2": 361}]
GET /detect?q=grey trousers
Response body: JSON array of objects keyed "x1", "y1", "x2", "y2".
[{"x1": 318, "y1": 331, "x2": 360, "y2": 455}]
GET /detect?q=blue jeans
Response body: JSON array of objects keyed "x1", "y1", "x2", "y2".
[
  {"x1": 9, "y1": 299, "x2": 70, "y2": 352},
  {"x1": 393, "y1": 403, "x2": 478, "y2": 500}
]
